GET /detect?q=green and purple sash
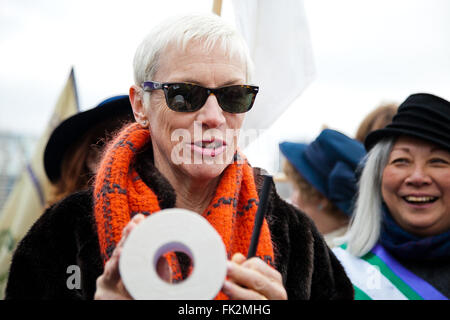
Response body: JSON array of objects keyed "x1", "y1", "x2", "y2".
[{"x1": 333, "y1": 244, "x2": 448, "y2": 300}]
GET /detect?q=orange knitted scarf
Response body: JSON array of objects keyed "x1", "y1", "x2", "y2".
[{"x1": 93, "y1": 123, "x2": 274, "y2": 299}]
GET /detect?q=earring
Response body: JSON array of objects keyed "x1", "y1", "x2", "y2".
[{"x1": 141, "y1": 120, "x2": 148, "y2": 128}]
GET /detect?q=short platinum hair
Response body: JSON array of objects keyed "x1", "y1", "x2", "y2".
[
  {"x1": 335, "y1": 137, "x2": 395, "y2": 256},
  {"x1": 133, "y1": 13, "x2": 254, "y2": 87}
]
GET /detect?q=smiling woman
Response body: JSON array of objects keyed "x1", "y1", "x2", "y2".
[
  {"x1": 333, "y1": 93, "x2": 450, "y2": 300},
  {"x1": 381, "y1": 136, "x2": 450, "y2": 237}
]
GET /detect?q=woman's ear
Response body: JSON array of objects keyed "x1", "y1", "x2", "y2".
[{"x1": 129, "y1": 85, "x2": 149, "y2": 127}]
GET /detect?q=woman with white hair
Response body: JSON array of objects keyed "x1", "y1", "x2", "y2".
[
  {"x1": 5, "y1": 13, "x2": 353, "y2": 300},
  {"x1": 333, "y1": 93, "x2": 450, "y2": 300}
]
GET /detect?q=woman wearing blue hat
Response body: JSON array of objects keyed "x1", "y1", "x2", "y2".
[
  {"x1": 280, "y1": 129, "x2": 366, "y2": 248},
  {"x1": 333, "y1": 93, "x2": 450, "y2": 300}
]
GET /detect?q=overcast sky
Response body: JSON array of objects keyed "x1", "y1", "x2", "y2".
[
  {"x1": 1, "y1": 0, "x2": 449, "y2": 165},
  {"x1": 275, "y1": 0, "x2": 450, "y2": 139}
]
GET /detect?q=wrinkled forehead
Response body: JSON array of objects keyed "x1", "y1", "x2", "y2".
[
  {"x1": 155, "y1": 38, "x2": 248, "y2": 80},
  {"x1": 391, "y1": 135, "x2": 450, "y2": 154}
]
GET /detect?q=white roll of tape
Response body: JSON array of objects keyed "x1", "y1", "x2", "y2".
[{"x1": 119, "y1": 208, "x2": 227, "y2": 300}]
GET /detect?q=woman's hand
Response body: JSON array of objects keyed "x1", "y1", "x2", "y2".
[
  {"x1": 94, "y1": 214, "x2": 146, "y2": 300},
  {"x1": 223, "y1": 253, "x2": 287, "y2": 300}
]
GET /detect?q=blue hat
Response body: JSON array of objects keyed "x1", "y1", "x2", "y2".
[{"x1": 279, "y1": 129, "x2": 366, "y2": 216}]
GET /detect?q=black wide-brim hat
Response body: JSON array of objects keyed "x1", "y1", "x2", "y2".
[
  {"x1": 364, "y1": 93, "x2": 450, "y2": 152},
  {"x1": 44, "y1": 95, "x2": 134, "y2": 183}
]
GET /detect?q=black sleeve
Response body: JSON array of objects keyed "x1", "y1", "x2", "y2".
[
  {"x1": 265, "y1": 182, "x2": 354, "y2": 300},
  {"x1": 5, "y1": 191, "x2": 103, "y2": 300},
  {"x1": 308, "y1": 223, "x2": 354, "y2": 300}
]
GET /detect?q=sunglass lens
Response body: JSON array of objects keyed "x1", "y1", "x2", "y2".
[
  {"x1": 218, "y1": 86, "x2": 255, "y2": 113},
  {"x1": 166, "y1": 84, "x2": 207, "y2": 112},
  {"x1": 166, "y1": 84, "x2": 188, "y2": 111},
  {"x1": 188, "y1": 85, "x2": 209, "y2": 111}
]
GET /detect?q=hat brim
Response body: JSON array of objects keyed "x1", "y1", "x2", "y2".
[
  {"x1": 364, "y1": 126, "x2": 450, "y2": 151},
  {"x1": 279, "y1": 142, "x2": 327, "y2": 196},
  {"x1": 44, "y1": 95, "x2": 133, "y2": 182}
]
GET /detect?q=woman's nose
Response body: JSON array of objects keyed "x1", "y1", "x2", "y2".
[
  {"x1": 196, "y1": 94, "x2": 226, "y2": 129},
  {"x1": 405, "y1": 165, "x2": 432, "y2": 187}
]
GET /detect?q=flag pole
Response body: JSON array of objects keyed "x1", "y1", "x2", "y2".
[
  {"x1": 212, "y1": 0, "x2": 223, "y2": 16},
  {"x1": 69, "y1": 66, "x2": 80, "y2": 112}
]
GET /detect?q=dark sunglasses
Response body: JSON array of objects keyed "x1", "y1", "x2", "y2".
[{"x1": 142, "y1": 81, "x2": 259, "y2": 113}]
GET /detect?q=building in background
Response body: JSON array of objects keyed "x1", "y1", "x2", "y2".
[{"x1": 0, "y1": 132, "x2": 37, "y2": 213}]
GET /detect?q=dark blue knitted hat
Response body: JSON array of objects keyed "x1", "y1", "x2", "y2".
[{"x1": 279, "y1": 129, "x2": 366, "y2": 216}]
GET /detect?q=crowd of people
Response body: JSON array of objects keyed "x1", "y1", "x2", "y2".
[{"x1": 2, "y1": 13, "x2": 449, "y2": 300}]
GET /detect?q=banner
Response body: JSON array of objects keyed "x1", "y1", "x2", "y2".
[
  {"x1": 232, "y1": 0, "x2": 316, "y2": 173},
  {"x1": 0, "y1": 68, "x2": 79, "y2": 298}
]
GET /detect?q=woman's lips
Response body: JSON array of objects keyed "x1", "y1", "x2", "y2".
[{"x1": 191, "y1": 140, "x2": 226, "y2": 157}]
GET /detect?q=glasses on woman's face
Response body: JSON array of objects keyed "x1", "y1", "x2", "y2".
[{"x1": 142, "y1": 81, "x2": 259, "y2": 114}]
